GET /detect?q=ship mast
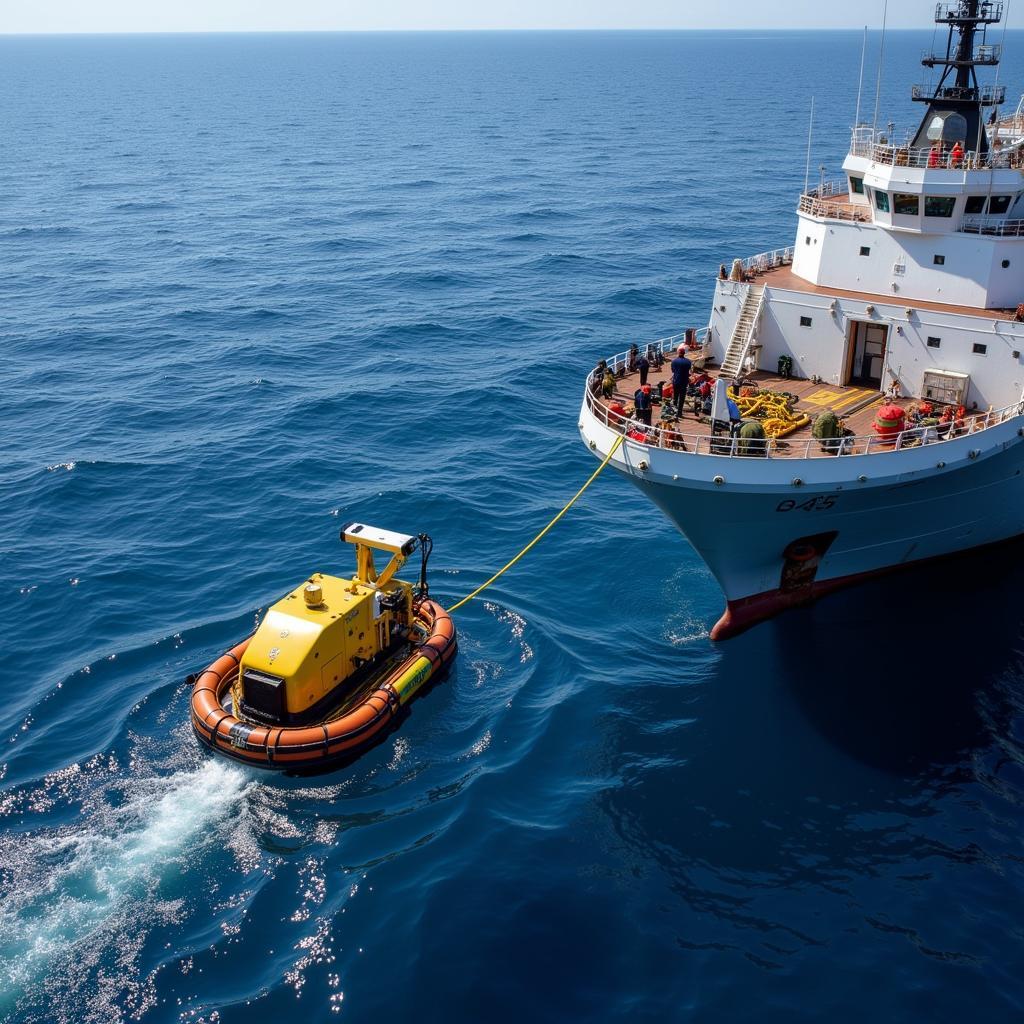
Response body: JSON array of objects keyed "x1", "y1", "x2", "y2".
[{"x1": 911, "y1": 1, "x2": 1006, "y2": 153}]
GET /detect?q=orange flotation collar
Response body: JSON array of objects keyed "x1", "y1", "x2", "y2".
[{"x1": 190, "y1": 599, "x2": 456, "y2": 770}]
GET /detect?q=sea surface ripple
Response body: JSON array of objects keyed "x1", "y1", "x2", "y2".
[{"x1": 3, "y1": 28, "x2": 1024, "y2": 1024}]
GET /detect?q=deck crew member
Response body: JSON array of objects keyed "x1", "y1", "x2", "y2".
[
  {"x1": 670, "y1": 344, "x2": 692, "y2": 418},
  {"x1": 949, "y1": 140, "x2": 964, "y2": 168},
  {"x1": 602, "y1": 367, "x2": 616, "y2": 399},
  {"x1": 637, "y1": 350, "x2": 650, "y2": 386},
  {"x1": 634, "y1": 384, "x2": 653, "y2": 425}
]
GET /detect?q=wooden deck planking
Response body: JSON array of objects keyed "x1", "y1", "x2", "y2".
[
  {"x1": 597, "y1": 364, "x2": 892, "y2": 449},
  {"x1": 748, "y1": 262, "x2": 1018, "y2": 321}
]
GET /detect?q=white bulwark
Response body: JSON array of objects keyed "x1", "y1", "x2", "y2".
[{"x1": 579, "y1": 1, "x2": 1024, "y2": 639}]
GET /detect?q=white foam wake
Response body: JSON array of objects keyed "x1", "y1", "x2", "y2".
[{"x1": 0, "y1": 759, "x2": 251, "y2": 1003}]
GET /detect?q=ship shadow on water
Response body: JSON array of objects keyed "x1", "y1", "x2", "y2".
[
  {"x1": 586, "y1": 543, "x2": 1024, "y2": 991},
  {"x1": 755, "y1": 538, "x2": 1024, "y2": 777}
]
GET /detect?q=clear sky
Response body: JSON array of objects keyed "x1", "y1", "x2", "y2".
[{"x1": 1, "y1": 1, "x2": 929, "y2": 34}]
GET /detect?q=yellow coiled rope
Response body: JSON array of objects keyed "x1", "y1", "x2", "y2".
[{"x1": 448, "y1": 435, "x2": 624, "y2": 613}]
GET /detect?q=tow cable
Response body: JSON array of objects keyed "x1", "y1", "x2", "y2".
[{"x1": 448, "y1": 435, "x2": 624, "y2": 613}]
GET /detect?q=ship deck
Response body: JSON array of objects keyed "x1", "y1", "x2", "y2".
[
  {"x1": 749, "y1": 261, "x2": 1019, "y2": 321},
  {"x1": 596, "y1": 366, "x2": 893, "y2": 456},
  {"x1": 592, "y1": 356, "x2": 1021, "y2": 458}
]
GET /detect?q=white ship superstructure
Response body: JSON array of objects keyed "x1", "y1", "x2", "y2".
[{"x1": 579, "y1": 1, "x2": 1024, "y2": 638}]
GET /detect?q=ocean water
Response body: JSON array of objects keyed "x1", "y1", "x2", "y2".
[{"x1": 3, "y1": 26, "x2": 1024, "y2": 1023}]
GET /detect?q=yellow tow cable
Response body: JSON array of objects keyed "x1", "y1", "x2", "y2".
[{"x1": 448, "y1": 435, "x2": 624, "y2": 613}]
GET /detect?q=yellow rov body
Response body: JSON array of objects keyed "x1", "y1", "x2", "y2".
[{"x1": 238, "y1": 524, "x2": 418, "y2": 726}]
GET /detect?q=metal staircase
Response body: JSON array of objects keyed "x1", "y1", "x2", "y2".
[{"x1": 720, "y1": 284, "x2": 764, "y2": 378}]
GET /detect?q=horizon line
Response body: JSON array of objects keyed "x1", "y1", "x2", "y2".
[{"x1": 0, "y1": 25, "x2": 994, "y2": 38}]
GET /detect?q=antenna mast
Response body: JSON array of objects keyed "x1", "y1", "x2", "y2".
[
  {"x1": 854, "y1": 25, "x2": 868, "y2": 126},
  {"x1": 913, "y1": 0, "x2": 1006, "y2": 154},
  {"x1": 804, "y1": 96, "x2": 815, "y2": 195},
  {"x1": 872, "y1": 0, "x2": 889, "y2": 137}
]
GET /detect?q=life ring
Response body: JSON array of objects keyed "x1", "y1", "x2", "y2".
[{"x1": 190, "y1": 599, "x2": 456, "y2": 770}]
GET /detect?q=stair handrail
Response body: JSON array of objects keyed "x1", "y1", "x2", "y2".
[{"x1": 723, "y1": 285, "x2": 765, "y2": 376}]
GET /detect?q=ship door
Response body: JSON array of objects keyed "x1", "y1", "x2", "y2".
[{"x1": 845, "y1": 321, "x2": 888, "y2": 389}]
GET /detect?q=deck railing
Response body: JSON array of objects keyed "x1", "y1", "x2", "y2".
[
  {"x1": 584, "y1": 385, "x2": 1024, "y2": 461},
  {"x1": 599, "y1": 327, "x2": 711, "y2": 376},
  {"x1": 960, "y1": 216, "x2": 1024, "y2": 237},
  {"x1": 804, "y1": 178, "x2": 846, "y2": 199},
  {"x1": 997, "y1": 96, "x2": 1024, "y2": 135},
  {"x1": 911, "y1": 82, "x2": 1006, "y2": 105},
  {"x1": 798, "y1": 193, "x2": 872, "y2": 222},
  {"x1": 922, "y1": 44, "x2": 1001, "y2": 65},
  {"x1": 739, "y1": 246, "x2": 794, "y2": 276},
  {"x1": 848, "y1": 125, "x2": 1024, "y2": 169},
  {"x1": 935, "y1": 1, "x2": 1003, "y2": 23}
]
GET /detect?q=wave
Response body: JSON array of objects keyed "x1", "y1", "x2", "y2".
[
  {"x1": 40, "y1": 458, "x2": 156, "y2": 478},
  {"x1": 190, "y1": 253, "x2": 240, "y2": 268},
  {"x1": 0, "y1": 760, "x2": 251, "y2": 1010},
  {"x1": 523, "y1": 252, "x2": 618, "y2": 274},
  {"x1": 601, "y1": 284, "x2": 678, "y2": 308},
  {"x1": 309, "y1": 236, "x2": 382, "y2": 253},
  {"x1": 500, "y1": 232, "x2": 549, "y2": 244},
  {"x1": 112, "y1": 200, "x2": 176, "y2": 212},
  {"x1": 505, "y1": 207, "x2": 580, "y2": 224},
  {"x1": 360, "y1": 320, "x2": 458, "y2": 346},
  {"x1": 386, "y1": 179, "x2": 442, "y2": 191},
  {"x1": 0, "y1": 225, "x2": 77, "y2": 240},
  {"x1": 380, "y1": 269, "x2": 474, "y2": 290}
]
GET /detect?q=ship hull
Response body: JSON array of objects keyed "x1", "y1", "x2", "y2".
[{"x1": 580, "y1": 399, "x2": 1024, "y2": 638}]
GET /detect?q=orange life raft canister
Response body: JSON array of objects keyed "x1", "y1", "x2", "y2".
[{"x1": 872, "y1": 403, "x2": 906, "y2": 439}]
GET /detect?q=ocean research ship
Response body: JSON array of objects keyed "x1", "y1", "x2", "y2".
[{"x1": 579, "y1": 1, "x2": 1024, "y2": 640}]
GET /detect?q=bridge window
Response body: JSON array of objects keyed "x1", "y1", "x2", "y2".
[
  {"x1": 965, "y1": 196, "x2": 987, "y2": 214},
  {"x1": 850, "y1": 176, "x2": 865, "y2": 194},
  {"x1": 874, "y1": 190, "x2": 890, "y2": 213},
  {"x1": 988, "y1": 195, "x2": 1012, "y2": 215},
  {"x1": 894, "y1": 194, "x2": 920, "y2": 216},
  {"x1": 924, "y1": 196, "x2": 956, "y2": 217}
]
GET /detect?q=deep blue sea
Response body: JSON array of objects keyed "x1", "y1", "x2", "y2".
[{"x1": 3, "y1": 26, "x2": 1024, "y2": 1024}]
